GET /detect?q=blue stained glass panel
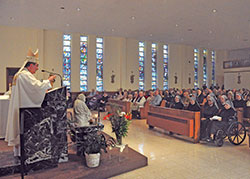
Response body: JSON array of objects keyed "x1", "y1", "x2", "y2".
[
  {"x1": 211, "y1": 50, "x2": 216, "y2": 85},
  {"x1": 96, "y1": 54, "x2": 103, "y2": 59},
  {"x1": 63, "y1": 34, "x2": 71, "y2": 40},
  {"x1": 80, "y1": 36, "x2": 88, "y2": 91},
  {"x1": 139, "y1": 41, "x2": 145, "y2": 90},
  {"x1": 96, "y1": 38, "x2": 103, "y2": 43},
  {"x1": 151, "y1": 43, "x2": 157, "y2": 89},
  {"x1": 63, "y1": 41, "x2": 71, "y2": 46},
  {"x1": 80, "y1": 36, "x2": 88, "y2": 42},
  {"x1": 96, "y1": 43, "x2": 103, "y2": 48},
  {"x1": 139, "y1": 42, "x2": 144, "y2": 47},
  {"x1": 62, "y1": 34, "x2": 71, "y2": 90},
  {"x1": 163, "y1": 44, "x2": 169, "y2": 90},
  {"x1": 96, "y1": 49, "x2": 103, "y2": 53},
  {"x1": 63, "y1": 52, "x2": 71, "y2": 58},
  {"x1": 80, "y1": 81, "x2": 87, "y2": 85},
  {"x1": 63, "y1": 46, "x2": 71, "y2": 52},
  {"x1": 96, "y1": 37, "x2": 104, "y2": 91},
  {"x1": 194, "y1": 48, "x2": 199, "y2": 88},
  {"x1": 80, "y1": 75, "x2": 87, "y2": 80}
]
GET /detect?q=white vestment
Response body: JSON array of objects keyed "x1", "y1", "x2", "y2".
[{"x1": 5, "y1": 68, "x2": 52, "y2": 146}]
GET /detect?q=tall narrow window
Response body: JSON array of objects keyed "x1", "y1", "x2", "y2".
[
  {"x1": 194, "y1": 48, "x2": 199, "y2": 88},
  {"x1": 163, "y1": 45, "x2": 169, "y2": 90},
  {"x1": 96, "y1": 37, "x2": 104, "y2": 91},
  {"x1": 80, "y1": 36, "x2": 88, "y2": 91},
  {"x1": 211, "y1": 50, "x2": 216, "y2": 86},
  {"x1": 139, "y1": 42, "x2": 145, "y2": 90},
  {"x1": 63, "y1": 34, "x2": 71, "y2": 91},
  {"x1": 151, "y1": 43, "x2": 157, "y2": 90},
  {"x1": 203, "y1": 49, "x2": 207, "y2": 86}
]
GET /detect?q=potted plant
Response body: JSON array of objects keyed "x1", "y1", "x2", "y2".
[{"x1": 79, "y1": 131, "x2": 115, "y2": 168}]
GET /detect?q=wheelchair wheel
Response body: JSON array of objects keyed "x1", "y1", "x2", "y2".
[
  {"x1": 215, "y1": 130, "x2": 224, "y2": 147},
  {"x1": 228, "y1": 122, "x2": 246, "y2": 145}
]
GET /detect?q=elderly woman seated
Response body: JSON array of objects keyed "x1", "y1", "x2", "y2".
[
  {"x1": 200, "y1": 96, "x2": 219, "y2": 141},
  {"x1": 186, "y1": 96, "x2": 201, "y2": 112},
  {"x1": 202, "y1": 100, "x2": 236, "y2": 142},
  {"x1": 210, "y1": 100, "x2": 237, "y2": 135},
  {"x1": 73, "y1": 93, "x2": 92, "y2": 127},
  {"x1": 171, "y1": 95, "x2": 184, "y2": 110}
]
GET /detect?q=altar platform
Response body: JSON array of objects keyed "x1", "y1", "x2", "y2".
[{"x1": 0, "y1": 138, "x2": 148, "y2": 178}]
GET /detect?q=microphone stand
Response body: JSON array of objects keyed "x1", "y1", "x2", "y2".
[{"x1": 41, "y1": 70, "x2": 63, "y2": 87}]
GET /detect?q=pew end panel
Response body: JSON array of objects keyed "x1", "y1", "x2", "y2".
[
  {"x1": 106, "y1": 99, "x2": 131, "y2": 114},
  {"x1": 147, "y1": 105, "x2": 200, "y2": 143},
  {"x1": 140, "y1": 101, "x2": 149, "y2": 119}
]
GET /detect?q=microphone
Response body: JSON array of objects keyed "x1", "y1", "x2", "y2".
[{"x1": 41, "y1": 69, "x2": 63, "y2": 87}]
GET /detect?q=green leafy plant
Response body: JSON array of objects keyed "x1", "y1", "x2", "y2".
[
  {"x1": 82, "y1": 132, "x2": 107, "y2": 154},
  {"x1": 103, "y1": 104, "x2": 131, "y2": 144}
]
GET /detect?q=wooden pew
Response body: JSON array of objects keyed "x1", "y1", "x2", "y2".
[
  {"x1": 160, "y1": 100, "x2": 166, "y2": 107},
  {"x1": 140, "y1": 101, "x2": 149, "y2": 119},
  {"x1": 106, "y1": 99, "x2": 131, "y2": 113},
  {"x1": 147, "y1": 105, "x2": 200, "y2": 143}
]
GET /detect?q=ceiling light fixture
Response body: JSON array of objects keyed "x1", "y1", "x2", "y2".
[
  {"x1": 66, "y1": 23, "x2": 70, "y2": 27},
  {"x1": 131, "y1": 16, "x2": 136, "y2": 20},
  {"x1": 212, "y1": 9, "x2": 217, "y2": 13},
  {"x1": 76, "y1": 7, "x2": 81, "y2": 11},
  {"x1": 175, "y1": 24, "x2": 178, "y2": 27}
]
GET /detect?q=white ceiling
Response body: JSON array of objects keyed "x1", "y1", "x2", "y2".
[{"x1": 0, "y1": 0, "x2": 250, "y2": 50}]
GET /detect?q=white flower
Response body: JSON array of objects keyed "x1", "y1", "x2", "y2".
[{"x1": 120, "y1": 112, "x2": 126, "y2": 116}]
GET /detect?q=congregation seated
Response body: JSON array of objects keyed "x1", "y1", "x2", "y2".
[
  {"x1": 200, "y1": 96, "x2": 219, "y2": 140},
  {"x1": 210, "y1": 101, "x2": 237, "y2": 138},
  {"x1": 186, "y1": 96, "x2": 201, "y2": 112},
  {"x1": 121, "y1": 91, "x2": 128, "y2": 101},
  {"x1": 150, "y1": 90, "x2": 162, "y2": 106},
  {"x1": 233, "y1": 93, "x2": 246, "y2": 108},
  {"x1": 99, "y1": 91, "x2": 109, "y2": 111},
  {"x1": 87, "y1": 91, "x2": 102, "y2": 110},
  {"x1": 131, "y1": 91, "x2": 146, "y2": 119},
  {"x1": 182, "y1": 91, "x2": 190, "y2": 109},
  {"x1": 88, "y1": 89, "x2": 96, "y2": 98},
  {"x1": 163, "y1": 89, "x2": 174, "y2": 108},
  {"x1": 146, "y1": 90, "x2": 154, "y2": 102},
  {"x1": 171, "y1": 95, "x2": 184, "y2": 110},
  {"x1": 116, "y1": 88, "x2": 124, "y2": 100}
]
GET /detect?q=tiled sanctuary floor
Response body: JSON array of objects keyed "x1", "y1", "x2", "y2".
[{"x1": 98, "y1": 112, "x2": 250, "y2": 179}]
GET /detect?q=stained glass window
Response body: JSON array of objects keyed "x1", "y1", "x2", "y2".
[
  {"x1": 63, "y1": 34, "x2": 71, "y2": 91},
  {"x1": 211, "y1": 50, "x2": 216, "y2": 86},
  {"x1": 139, "y1": 42, "x2": 145, "y2": 90},
  {"x1": 151, "y1": 43, "x2": 157, "y2": 90},
  {"x1": 96, "y1": 37, "x2": 103, "y2": 91},
  {"x1": 163, "y1": 45, "x2": 168, "y2": 90},
  {"x1": 203, "y1": 49, "x2": 208, "y2": 86},
  {"x1": 194, "y1": 48, "x2": 199, "y2": 88},
  {"x1": 80, "y1": 36, "x2": 88, "y2": 91}
]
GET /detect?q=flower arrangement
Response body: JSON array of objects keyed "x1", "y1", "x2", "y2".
[{"x1": 103, "y1": 107, "x2": 132, "y2": 145}]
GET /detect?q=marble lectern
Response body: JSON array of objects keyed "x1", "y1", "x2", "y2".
[{"x1": 20, "y1": 86, "x2": 68, "y2": 173}]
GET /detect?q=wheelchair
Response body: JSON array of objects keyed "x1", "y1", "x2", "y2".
[{"x1": 211, "y1": 117, "x2": 247, "y2": 147}]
